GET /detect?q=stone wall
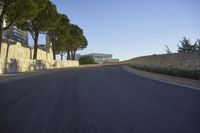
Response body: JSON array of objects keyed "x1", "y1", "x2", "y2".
[
  {"x1": 127, "y1": 52, "x2": 200, "y2": 70},
  {"x1": 0, "y1": 42, "x2": 79, "y2": 74},
  {"x1": 0, "y1": 42, "x2": 53, "y2": 60},
  {"x1": 0, "y1": 59, "x2": 79, "y2": 74}
]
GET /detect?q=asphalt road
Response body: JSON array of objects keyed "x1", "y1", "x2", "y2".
[{"x1": 0, "y1": 66, "x2": 200, "y2": 133}]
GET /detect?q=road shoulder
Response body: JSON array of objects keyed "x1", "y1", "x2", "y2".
[
  {"x1": 123, "y1": 65, "x2": 200, "y2": 91},
  {"x1": 0, "y1": 67, "x2": 80, "y2": 84}
]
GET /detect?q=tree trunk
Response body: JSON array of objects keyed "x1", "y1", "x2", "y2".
[
  {"x1": 30, "y1": 48, "x2": 32, "y2": 59},
  {"x1": 5, "y1": 40, "x2": 10, "y2": 59},
  {"x1": 70, "y1": 51, "x2": 74, "y2": 60},
  {"x1": 73, "y1": 50, "x2": 76, "y2": 60},
  {"x1": 52, "y1": 42, "x2": 56, "y2": 60},
  {"x1": 0, "y1": 22, "x2": 3, "y2": 57},
  {"x1": 33, "y1": 32, "x2": 39, "y2": 59},
  {"x1": 67, "y1": 51, "x2": 70, "y2": 60},
  {"x1": 60, "y1": 54, "x2": 63, "y2": 61}
]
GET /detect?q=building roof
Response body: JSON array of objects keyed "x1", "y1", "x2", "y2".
[{"x1": 87, "y1": 53, "x2": 112, "y2": 57}]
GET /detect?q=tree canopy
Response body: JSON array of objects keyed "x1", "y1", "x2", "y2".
[
  {"x1": 0, "y1": 0, "x2": 88, "y2": 60},
  {"x1": 194, "y1": 39, "x2": 200, "y2": 52},
  {"x1": 0, "y1": 0, "x2": 40, "y2": 55},
  {"x1": 17, "y1": 0, "x2": 60, "y2": 59},
  {"x1": 178, "y1": 37, "x2": 200, "y2": 53},
  {"x1": 47, "y1": 14, "x2": 70, "y2": 60},
  {"x1": 53, "y1": 23, "x2": 88, "y2": 60}
]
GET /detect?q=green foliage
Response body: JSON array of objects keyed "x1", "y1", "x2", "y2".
[
  {"x1": 47, "y1": 14, "x2": 70, "y2": 60},
  {"x1": 0, "y1": 0, "x2": 39, "y2": 54},
  {"x1": 79, "y1": 56, "x2": 96, "y2": 65},
  {"x1": 130, "y1": 65, "x2": 200, "y2": 80},
  {"x1": 177, "y1": 37, "x2": 200, "y2": 53},
  {"x1": 178, "y1": 37, "x2": 196, "y2": 53},
  {"x1": 66, "y1": 24, "x2": 88, "y2": 59},
  {"x1": 164, "y1": 45, "x2": 172, "y2": 54},
  {"x1": 48, "y1": 14, "x2": 70, "y2": 43},
  {"x1": 79, "y1": 35, "x2": 88, "y2": 50},
  {"x1": 194, "y1": 39, "x2": 200, "y2": 52},
  {"x1": 0, "y1": 0, "x2": 88, "y2": 60},
  {"x1": 0, "y1": 0, "x2": 38, "y2": 27},
  {"x1": 17, "y1": 0, "x2": 60, "y2": 59},
  {"x1": 31, "y1": 1, "x2": 59, "y2": 32},
  {"x1": 66, "y1": 24, "x2": 84, "y2": 50},
  {"x1": 18, "y1": 0, "x2": 58, "y2": 33},
  {"x1": 54, "y1": 23, "x2": 88, "y2": 60}
]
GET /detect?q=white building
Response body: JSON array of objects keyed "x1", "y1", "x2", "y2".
[
  {"x1": 3, "y1": 25, "x2": 28, "y2": 44},
  {"x1": 1, "y1": 16, "x2": 28, "y2": 44},
  {"x1": 87, "y1": 53, "x2": 119, "y2": 64}
]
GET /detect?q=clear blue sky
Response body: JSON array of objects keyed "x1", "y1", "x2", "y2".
[{"x1": 30, "y1": 0, "x2": 200, "y2": 60}]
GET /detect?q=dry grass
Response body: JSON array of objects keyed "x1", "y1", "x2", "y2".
[{"x1": 123, "y1": 65, "x2": 200, "y2": 90}]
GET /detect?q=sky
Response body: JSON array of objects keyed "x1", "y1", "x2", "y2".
[{"x1": 30, "y1": 0, "x2": 200, "y2": 60}]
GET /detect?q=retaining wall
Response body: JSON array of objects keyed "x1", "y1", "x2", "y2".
[
  {"x1": 127, "y1": 52, "x2": 200, "y2": 70},
  {"x1": 0, "y1": 42, "x2": 53, "y2": 60},
  {"x1": 0, "y1": 42, "x2": 79, "y2": 74},
  {"x1": 0, "y1": 59, "x2": 79, "y2": 74}
]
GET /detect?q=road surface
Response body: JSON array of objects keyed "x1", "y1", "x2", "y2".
[{"x1": 0, "y1": 66, "x2": 200, "y2": 133}]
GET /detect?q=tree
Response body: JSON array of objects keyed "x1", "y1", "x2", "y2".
[
  {"x1": 53, "y1": 24, "x2": 81, "y2": 60},
  {"x1": 73, "y1": 36, "x2": 88, "y2": 60},
  {"x1": 164, "y1": 45, "x2": 172, "y2": 54},
  {"x1": 64, "y1": 24, "x2": 87, "y2": 60},
  {"x1": 70, "y1": 36, "x2": 87, "y2": 60},
  {"x1": 62, "y1": 41, "x2": 73, "y2": 60},
  {"x1": 177, "y1": 37, "x2": 193, "y2": 53},
  {"x1": 55, "y1": 43, "x2": 66, "y2": 60},
  {"x1": 0, "y1": 0, "x2": 39, "y2": 55},
  {"x1": 49, "y1": 23, "x2": 88, "y2": 61},
  {"x1": 4, "y1": 29, "x2": 12, "y2": 59},
  {"x1": 79, "y1": 55, "x2": 96, "y2": 65},
  {"x1": 194, "y1": 39, "x2": 200, "y2": 52},
  {"x1": 17, "y1": 0, "x2": 59, "y2": 59},
  {"x1": 54, "y1": 33, "x2": 69, "y2": 61},
  {"x1": 79, "y1": 36, "x2": 88, "y2": 52},
  {"x1": 47, "y1": 14, "x2": 70, "y2": 60}
]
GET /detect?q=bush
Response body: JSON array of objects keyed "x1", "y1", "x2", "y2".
[
  {"x1": 79, "y1": 55, "x2": 96, "y2": 65},
  {"x1": 129, "y1": 64, "x2": 200, "y2": 80}
]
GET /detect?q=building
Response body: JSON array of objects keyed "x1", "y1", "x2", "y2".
[
  {"x1": 87, "y1": 53, "x2": 119, "y2": 64},
  {"x1": 103, "y1": 58, "x2": 120, "y2": 63},
  {"x1": 1, "y1": 15, "x2": 28, "y2": 44},
  {"x1": 3, "y1": 25, "x2": 28, "y2": 45}
]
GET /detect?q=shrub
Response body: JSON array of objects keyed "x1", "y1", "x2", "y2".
[
  {"x1": 130, "y1": 64, "x2": 200, "y2": 80},
  {"x1": 79, "y1": 55, "x2": 96, "y2": 65}
]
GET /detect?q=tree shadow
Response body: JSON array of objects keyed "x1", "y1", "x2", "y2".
[
  {"x1": 3, "y1": 59, "x2": 20, "y2": 74},
  {"x1": 28, "y1": 60, "x2": 47, "y2": 71},
  {"x1": 2, "y1": 59, "x2": 47, "y2": 74}
]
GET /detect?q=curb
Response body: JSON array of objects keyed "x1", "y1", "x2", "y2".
[{"x1": 122, "y1": 65, "x2": 200, "y2": 91}]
